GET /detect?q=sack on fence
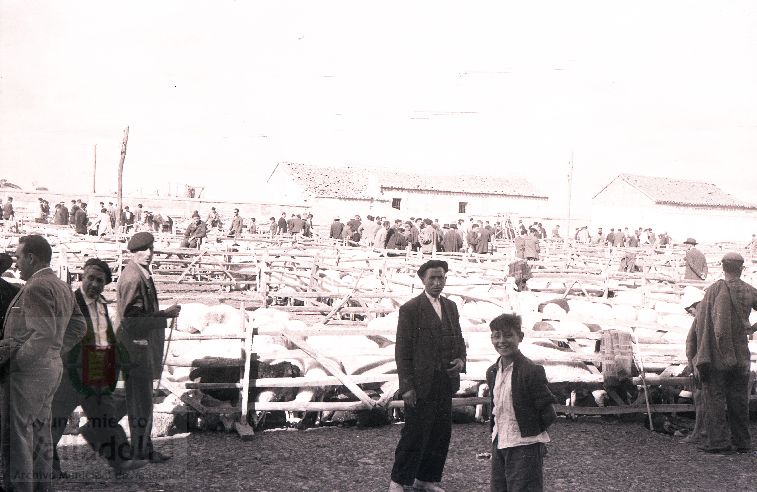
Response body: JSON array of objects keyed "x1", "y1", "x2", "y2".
[{"x1": 600, "y1": 329, "x2": 634, "y2": 386}]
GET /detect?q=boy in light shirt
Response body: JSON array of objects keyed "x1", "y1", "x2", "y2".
[{"x1": 486, "y1": 314, "x2": 557, "y2": 491}]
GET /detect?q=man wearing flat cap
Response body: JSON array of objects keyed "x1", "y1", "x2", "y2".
[
  {"x1": 687, "y1": 252, "x2": 757, "y2": 454},
  {"x1": 683, "y1": 238, "x2": 708, "y2": 281},
  {"x1": 117, "y1": 232, "x2": 181, "y2": 463},
  {"x1": 51, "y1": 258, "x2": 148, "y2": 476},
  {"x1": 389, "y1": 260, "x2": 466, "y2": 492}
]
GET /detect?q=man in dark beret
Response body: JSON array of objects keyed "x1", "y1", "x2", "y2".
[
  {"x1": 389, "y1": 260, "x2": 466, "y2": 492},
  {"x1": 51, "y1": 258, "x2": 148, "y2": 476},
  {"x1": 117, "y1": 232, "x2": 181, "y2": 463},
  {"x1": 687, "y1": 251, "x2": 757, "y2": 455}
]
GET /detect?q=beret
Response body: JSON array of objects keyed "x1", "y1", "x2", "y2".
[
  {"x1": 83, "y1": 258, "x2": 113, "y2": 284},
  {"x1": 127, "y1": 231, "x2": 154, "y2": 252},
  {"x1": 417, "y1": 259, "x2": 449, "y2": 278},
  {"x1": 0, "y1": 253, "x2": 12, "y2": 275},
  {"x1": 722, "y1": 252, "x2": 744, "y2": 263}
]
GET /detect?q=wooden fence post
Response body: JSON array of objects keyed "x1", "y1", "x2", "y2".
[{"x1": 235, "y1": 302, "x2": 255, "y2": 440}]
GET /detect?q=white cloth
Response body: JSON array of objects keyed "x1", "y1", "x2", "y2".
[
  {"x1": 425, "y1": 291, "x2": 442, "y2": 320},
  {"x1": 83, "y1": 293, "x2": 110, "y2": 347},
  {"x1": 491, "y1": 359, "x2": 550, "y2": 449}
]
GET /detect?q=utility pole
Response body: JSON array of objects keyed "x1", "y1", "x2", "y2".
[
  {"x1": 116, "y1": 126, "x2": 129, "y2": 232},
  {"x1": 92, "y1": 144, "x2": 97, "y2": 194},
  {"x1": 567, "y1": 151, "x2": 574, "y2": 241}
]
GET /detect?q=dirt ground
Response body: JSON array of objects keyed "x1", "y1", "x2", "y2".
[{"x1": 49, "y1": 417, "x2": 757, "y2": 492}]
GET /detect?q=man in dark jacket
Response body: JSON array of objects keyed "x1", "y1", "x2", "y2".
[
  {"x1": 389, "y1": 260, "x2": 466, "y2": 492},
  {"x1": 117, "y1": 232, "x2": 181, "y2": 463},
  {"x1": 74, "y1": 202, "x2": 89, "y2": 234},
  {"x1": 51, "y1": 258, "x2": 148, "y2": 476},
  {"x1": 329, "y1": 218, "x2": 344, "y2": 239},
  {"x1": 683, "y1": 238, "x2": 708, "y2": 280}
]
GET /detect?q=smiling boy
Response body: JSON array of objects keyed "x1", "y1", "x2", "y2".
[{"x1": 486, "y1": 313, "x2": 557, "y2": 492}]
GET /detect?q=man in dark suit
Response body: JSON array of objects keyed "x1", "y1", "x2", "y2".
[
  {"x1": 74, "y1": 202, "x2": 89, "y2": 235},
  {"x1": 117, "y1": 232, "x2": 181, "y2": 463},
  {"x1": 1, "y1": 234, "x2": 86, "y2": 492},
  {"x1": 51, "y1": 258, "x2": 148, "y2": 477},
  {"x1": 389, "y1": 260, "x2": 467, "y2": 492}
]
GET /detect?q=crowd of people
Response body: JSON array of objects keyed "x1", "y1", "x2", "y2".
[{"x1": 0, "y1": 232, "x2": 179, "y2": 489}]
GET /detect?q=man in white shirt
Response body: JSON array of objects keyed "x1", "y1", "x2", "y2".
[{"x1": 50, "y1": 258, "x2": 148, "y2": 477}]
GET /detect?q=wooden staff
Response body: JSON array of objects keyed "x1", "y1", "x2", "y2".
[{"x1": 155, "y1": 317, "x2": 177, "y2": 391}]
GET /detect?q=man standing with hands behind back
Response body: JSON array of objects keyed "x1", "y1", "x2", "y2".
[
  {"x1": 117, "y1": 232, "x2": 181, "y2": 463},
  {"x1": 389, "y1": 260, "x2": 466, "y2": 492}
]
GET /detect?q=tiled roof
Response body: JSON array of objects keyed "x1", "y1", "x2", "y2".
[
  {"x1": 604, "y1": 173, "x2": 757, "y2": 210},
  {"x1": 280, "y1": 162, "x2": 548, "y2": 200}
]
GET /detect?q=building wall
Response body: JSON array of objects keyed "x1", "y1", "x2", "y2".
[
  {"x1": 591, "y1": 178, "x2": 757, "y2": 243},
  {"x1": 379, "y1": 189, "x2": 549, "y2": 222}
]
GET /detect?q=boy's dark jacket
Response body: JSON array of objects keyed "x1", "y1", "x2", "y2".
[{"x1": 486, "y1": 351, "x2": 557, "y2": 437}]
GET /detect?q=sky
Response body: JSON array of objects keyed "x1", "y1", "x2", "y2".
[{"x1": 1, "y1": 1, "x2": 756, "y2": 219}]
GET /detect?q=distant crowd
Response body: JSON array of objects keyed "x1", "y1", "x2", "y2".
[{"x1": 4, "y1": 196, "x2": 757, "y2": 257}]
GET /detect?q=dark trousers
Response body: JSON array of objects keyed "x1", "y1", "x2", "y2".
[
  {"x1": 50, "y1": 376, "x2": 130, "y2": 472},
  {"x1": 701, "y1": 368, "x2": 751, "y2": 451},
  {"x1": 124, "y1": 355, "x2": 155, "y2": 460},
  {"x1": 490, "y1": 441, "x2": 545, "y2": 492},
  {"x1": 390, "y1": 371, "x2": 452, "y2": 486}
]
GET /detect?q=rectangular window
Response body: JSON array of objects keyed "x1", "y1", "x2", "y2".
[
  {"x1": 458, "y1": 201, "x2": 467, "y2": 214},
  {"x1": 392, "y1": 198, "x2": 401, "y2": 210}
]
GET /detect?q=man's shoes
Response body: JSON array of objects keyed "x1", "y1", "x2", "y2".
[
  {"x1": 412, "y1": 479, "x2": 446, "y2": 492},
  {"x1": 113, "y1": 459, "x2": 149, "y2": 475},
  {"x1": 147, "y1": 451, "x2": 172, "y2": 463},
  {"x1": 388, "y1": 480, "x2": 414, "y2": 492},
  {"x1": 698, "y1": 446, "x2": 735, "y2": 455}
]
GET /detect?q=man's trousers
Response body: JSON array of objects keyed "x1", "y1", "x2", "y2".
[
  {"x1": 701, "y1": 367, "x2": 751, "y2": 451},
  {"x1": 1, "y1": 360, "x2": 62, "y2": 492},
  {"x1": 390, "y1": 371, "x2": 452, "y2": 486},
  {"x1": 50, "y1": 374, "x2": 130, "y2": 472}
]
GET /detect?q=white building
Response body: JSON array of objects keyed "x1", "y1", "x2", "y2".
[
  {"x1": 592, "y1": 174, "x2": 757, "y2": 243},
  {"x1": 266, "y1": 162, "x2": 549, "y2": 223}
]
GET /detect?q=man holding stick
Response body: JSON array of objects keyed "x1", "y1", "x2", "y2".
[{"x1": 117, "y1": 232, "x2": 181, "y2": 463}]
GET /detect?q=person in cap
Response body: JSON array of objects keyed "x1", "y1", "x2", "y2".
[
  {"x1": 1, "y1": 235, "x2": 86, "y2": 491},
  {"x1": 116, "y1": 232, "x2": 181, "y2": 463},
  {"x1": 51, "y1": 258, "x2": 148, "y2": 477},
  {"x1": 181, "y1": 215, "x2": 207, "y2": 248},
  {"x1": 687, "y1": 252, "x2": 757, "y2": 454},
  {"x1": 0, "y1": 252, "x2": 20, "y2": 329},
  {"x1": 683, "y1": 238, "x2": 708, "y2": 281},
  {"x1": 486, "y1": 313, "x2": 556, "y2": 491},
  {"x1": 389, "y1": 260, "x2": 466, "y2": 492}
]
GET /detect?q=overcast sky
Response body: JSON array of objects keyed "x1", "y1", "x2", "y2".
[{"x1": 1, "y1": 1, "x2": 756, "y2": 218}]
